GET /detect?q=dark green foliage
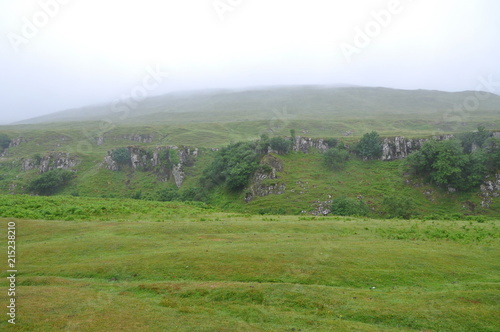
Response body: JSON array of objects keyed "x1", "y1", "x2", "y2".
[
  {"x1": 0, "y1": 133, "x2": 10, "y2": 150},
  {"x1": 323, "y1": 138, "x2": 339, "y2": 148},
  {"x1": 356, "y1": 131, "x2": 382, "y2": 160},
  {"x1": 290, "y1": 129, "x2": 296, "y2": 140},
  {"x1": 330, "y1": 197, "x2": 369, "y2": 216},
  {"x1": 157, "y1": 187, "x2": 180, "y2": 202},
  {"x1": 269, "y1": 137, "x2": 292, "y2": 154},
  {"x1": 257, "y1": 134, "x2": 270, "y2": 154},
  {"x1": 203, "y1": 141, "x2": 259, "y2": 191},
  {"x1": 324, "y1": 147, "x2": 349, "y2": 170},
  {"x1": 179, "y1": 187, "x2": 207, "y2": 202},
  {"x1": 406, "y1": 139, "x2": 487, "y2": 191},
  {"x1": 33, "y1": 154, "x2": 43, "y2": 164},
  {"x1": 458, "y1": 126, "x2": 491, "y2": 153},
  {"x1": 112, "y1": 147, "x2": 131, "y2": 165},
  {"x1": 484, "y1": 137, "x2": 500, "y2": 171},
  {"x1": 28, "y1": 169, "x2": 75, "y2": 195},
  {"x1": 382, "y1": 194, "x2": 416, "y2": 219}
]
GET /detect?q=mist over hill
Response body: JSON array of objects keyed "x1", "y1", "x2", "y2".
[{"x1": 15, "y1": 86, "x2": 500, "y2": 126}]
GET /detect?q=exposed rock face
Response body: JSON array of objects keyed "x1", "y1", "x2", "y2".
[
  {"x1": 103, "y1": 146, "x2": 198, "y2": 188},
  {"x1": 245, "y1": 155, "x2": 286, "y2": 202},
  {"x1": 123, "y1": 134, "x2": 154, "y2": 143},
  {"x1": 96, "y1": 136, "x2": 104, "y2": 146},
  {"x1": 480, "y1": 173, "x2": 500, "y2": 208},
  {"x1": 381, "y1": 135, "x2": 454, "y2": 161},
  {"x1": 9, "y1": 138, "x2": 27, "y2": 148},
  {"x1": 292, "y1": 136, "x2": 330, "y2": 153},
  {"x1": 20, "y1": 153, "x2": 79, "y2": 173},
  {"x1": 381, "y1": 137, "x2": 426, "y2": 161},
  {"x1": 311, "y1": 199, "x2": 333, "y2": 216}
]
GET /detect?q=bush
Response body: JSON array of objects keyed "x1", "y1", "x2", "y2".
[
  {"x1": 179, "y1": 187, "x2": 207, "y2": 202},
  {"x1": 324, "y1": 147, "x2": 349, "y2": 170},
  {"x1": 458, "y1": 126, "x2": 491, "y2": 153},
  {"x1": 111, "y1": 147, "x2": 131, "y2": 165},
  {"x1": 202, "y1": 141, "x2": 259, "y2": 191},
  {"x1": 270, "y1": 137, "x2": 292, "y2": 154},
  {"x1": 406, "y1": 139, "x2": 487, "y2": 191},
  {"x1": 356, "y1": 131, "x2": 382, "y2": 160},
  {"x1": 330, "y1": 197, "x2": 369, "y2": 217},
  {"x1": 0, "y1": 133, "x2": 11, "y2": 151},
  {"x1": 484, "y1": 137, "x2": 500, "y2": 171},
  {"x1": 323, "y1": 138, "x2": 339, "y2": 148},
  {"x1": 156, "y1": 187, "x2": 180, "y2": 202},
  {"x1": 28, "y1": 169, "x2": 75, "y2": 195},
  {"x1": 382, "y1": 195, "x2": 415, "y2": 219}
]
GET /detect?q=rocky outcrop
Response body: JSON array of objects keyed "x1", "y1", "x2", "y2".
[
  {"x1": 20, "y1": 153, "x2": 79, "y2": 173},
  {"x1": 381, "y1": 137, "x2": 426, "y2": 161},
  {"x1": 311, "y1": 199, "x2": 333, "y2": 216},
  {"x1": 480, "y1": 174, "x2": 500, "y2": 208},
  {"x1": 117, "y1": 134, "x2": 154, "y2": 143},
  {"x1": 103, "y1": 146, "x2": 198, "y2": 188},
  {"x1": 9, "y1": 138, "x2": 27, "y2": 148},
  {"x1": 292, "y1": 136, "x2": 330, "y2": 153},
  {"x1": 245, "y1": 155, "x2": 286, "y2": 202},
  {"x1": 381, "y1": 135, "x2": 454, "y2": 161}
]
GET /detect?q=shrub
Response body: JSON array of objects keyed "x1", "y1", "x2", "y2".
[
  {"x1": 330, "y1": 197, "x2": 369, "y2": 217},
  {"x1": 382, "y1": 194, "x2": 415, "y2": 219},
  {"x1": 484, "y1": 137, "x2": 500, "y2": 171},
  {"x1": 179, "y1": 187, "x2": 207, "y2": 202},
  {"x1": 324, "y1": 147, "x2": 349, "y2": 170},
  {"x1": 202, "y1": 141, "x2": 259, "y2": 191},
  {"x1": 28, "y1": 169, "x2": 75, "y2": 195},
  {"x1": 323, "y1": 138, "x2": 339, "y2": 148},
  {"x1": 356, "y1": 131, "x2": 382, "y2": 160},
  {"x1": 111, "y1": 147, "x2": 131, "y2": 165},
  {"x1": 458, "y1": 126, "x2": 491, "y2": 153},
  {"x1": 406, "y1": 139, "x2": 487, "y2": 191},
  {"x1": 269, "y1": 137, "x2": 292, "y2": 154},
  {"x1": 156, "y1": 187, "x2": 180, "y2": 202},
  {"x1": 0, "y1": 133, "x2": 11, "y2": 150}
]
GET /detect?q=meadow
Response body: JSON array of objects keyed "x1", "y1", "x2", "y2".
[{"x1": 1, "y1": 196, "x2": 499, "y2": 331}]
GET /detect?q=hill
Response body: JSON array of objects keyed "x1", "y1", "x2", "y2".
[{"x1": 0, "y1": 86, "x2": 499, "y2": 218}]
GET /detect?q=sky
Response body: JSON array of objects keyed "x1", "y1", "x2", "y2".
[{"x1": 1, "y1": 0, "x2": 499, "y2": 124}]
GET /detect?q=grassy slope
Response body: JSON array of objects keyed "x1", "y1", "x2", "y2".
[
  {"x1": 0, "y1": 86, "x2": 499, "y2": 216},
  {"x1": 0, "y1": 198, "x2": 498, "y2": 331}
]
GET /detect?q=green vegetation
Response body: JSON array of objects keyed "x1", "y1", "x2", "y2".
[
  {"x1": 269, "y1": 136, "x2": 292, "y2": 154},
  {"x1": 0, "y1": 133, "x2": 10, "y2": 151},
  {"x1": 355, "y1": 131, "x2": 382, "y2": 160},
  {"x1": 202, "y1": 141, "x2": 260, "y2": 192},
  {"x1": 382, "y1": 194, "x2": 416, "y2": 219},
  {"x1": 484, "y1": 137, "x2": 500, "y2": 171},
  {"x1": 0, "y1": 195, "x2": 212, "y2": 221},
  {"x1": 331, "y1": 196, "x2": 369, "y2": 217},
  {"x1": 324, "y1": 146, "x2": 350, "y2": 170},
  {"x1": 458, "y1": 125, "x2": 491, "y2": 153},
  {"x1": 28, "y1": 169, "x2": 75, "y2": 195},
  {"x1": 406, "y1": 139, "x2": 487, "y2": 191},
  {"x1": 1, "y1": 196, "x2": 498, "y2": 331},
  {"x1": 111, "y1": 147, "x2": 131, "y2": 165}
]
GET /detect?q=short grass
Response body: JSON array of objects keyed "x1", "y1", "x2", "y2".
[{"x1": 0, "y1": 197, "x2": 499, "y2": 331}]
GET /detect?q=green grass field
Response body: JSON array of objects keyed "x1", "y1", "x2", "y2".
[{"x1": 1, "y1": 196, "x2": 499, "y2": 331}]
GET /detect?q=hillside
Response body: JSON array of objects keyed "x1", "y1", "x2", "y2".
[
  {"x1": 12, "y1": 87, "x2": 500, "y2": 138},
  {"x1": 1, "y1": 86, "x2": 499, "y2": 218}
]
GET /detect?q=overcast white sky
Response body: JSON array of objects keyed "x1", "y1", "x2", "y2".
[{"x1": 1, "y1": 0, "x2": 499, "y2": 124}]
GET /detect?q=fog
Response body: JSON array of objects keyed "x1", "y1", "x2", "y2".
[{"x1": 1, "y1": 0, "x2": 499, "y2": 124}]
